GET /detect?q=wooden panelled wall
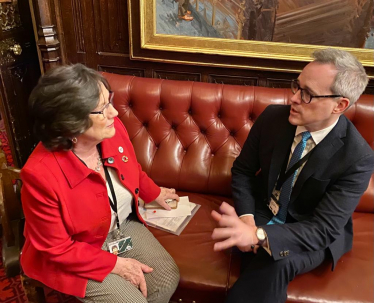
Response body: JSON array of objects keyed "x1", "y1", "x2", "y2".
[{"x1": 34, "y1": 0, "x2": 374, "y2": 94}]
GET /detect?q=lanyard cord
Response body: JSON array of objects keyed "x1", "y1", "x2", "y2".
[
  {"x1": 104, "y1": 166, "x2": 121, "y2": 230},
  {"x1": 73, "y1": 145, "x2": 121, "y2": 232},
  {"x1": 98, "y1": 145, "x2": 121, "y2": 231},
  {"x1": 275, "y1": 149, "x2": 314, "y2": 191}
]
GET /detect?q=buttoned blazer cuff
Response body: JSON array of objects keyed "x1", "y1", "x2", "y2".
[{"x1": 261, "y1": 225, "x2": 289, "y2": 261}]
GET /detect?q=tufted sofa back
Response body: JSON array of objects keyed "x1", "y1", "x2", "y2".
[{"x1": 103, "y1": 73, "x2": 374, "y2": 213}]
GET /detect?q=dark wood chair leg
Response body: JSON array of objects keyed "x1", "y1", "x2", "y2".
[{"x1": 21, "y1": 274, "x2": 47, "y2": 303}]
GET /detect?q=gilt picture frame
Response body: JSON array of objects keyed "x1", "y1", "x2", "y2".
[{"x1": 128, "y1": 0, "x2": 374, "y2": 74}]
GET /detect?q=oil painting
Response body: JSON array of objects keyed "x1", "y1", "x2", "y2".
[
  {"x1": 129, "y1": 0, "x2": 374, "y2": 70},
  {"x1": 156, "y1": 0, "x2": 374, "y2": 49}
]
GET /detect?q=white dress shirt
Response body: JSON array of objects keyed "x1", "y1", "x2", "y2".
[{"x1": 106, "y1": 167, "x2": 133, "y2": 232}]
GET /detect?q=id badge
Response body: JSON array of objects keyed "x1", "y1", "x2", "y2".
[
  {"x1": 268, "y1": 192, "x2": 280, "y2": 216},
  {"x1": 108, "y1": 236, "x2": 133, "y2": 255}
]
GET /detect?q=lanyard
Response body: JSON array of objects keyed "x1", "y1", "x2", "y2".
[
  {"x1": 97, "y1": 145, "x2": 121, "y2": 231},
  {"x1": 275, "y1": 148, "x2": 314, "y2": 191},
  {"x1": 73, "y1": 146, "x2": 123, "y2": 235},
  {"x1": 103, "y1": 166, "x2": 121, "y2": 231}
]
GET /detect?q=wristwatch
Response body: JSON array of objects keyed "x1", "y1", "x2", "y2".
[{"x1": 256, "y1": 227, "x2": 267, "y2": 246}]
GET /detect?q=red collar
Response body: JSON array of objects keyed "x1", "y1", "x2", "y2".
[{"x1": 53, "y1": 119, "x2": 122, "y2": 188}]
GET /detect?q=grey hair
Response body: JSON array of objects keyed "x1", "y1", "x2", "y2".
[
  {"x1": 29, "y1": 64, "x2": 110, "y2": 151},
  {"x1": 312, "y1": 48, "x2": 368, "y2": 105}
]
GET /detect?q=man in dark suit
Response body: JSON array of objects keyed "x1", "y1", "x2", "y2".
[{"x1": 211, "y1": 48, "x2": 374, "y2": 303}]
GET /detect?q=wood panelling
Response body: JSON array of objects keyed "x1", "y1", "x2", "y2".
[
  {"x1": 92, "y1": 0, "x2": 128, "y2": 54},
  {"x1": 0, "y1": 60, "x2": 40, "y2": 166},
  {"x1": 55, "y1": 0, "x2": 82, "y2": 64},
  {"x1": 39, "y1": 0, "x2": 374, "y2": 95},
  {"x1": 0, "y1": 0, "x2": 40, "y2": 167},
  {"x1": 32, "y1": 0, "x2": 61, "y2": 72},
  {"x1": 208, "y1": 74, "x2": 258, "y2": 86},
  {"x1": 365, "y1": 83, "x2": 374, "y2": 95},
  {"x1": 98, "y1": 65, "x2": 145, "y2": 77},
  {"x1": 266, "y1": 77, "x2": 294, "y2": 89},
  {"x1": 71, "y1": 0, "x2": 85, "y2": 53},
  {"x1": 153, "y1": 70, "x2": 201, "y2": 81}
]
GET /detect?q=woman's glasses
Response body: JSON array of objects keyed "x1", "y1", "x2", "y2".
[{"x1": 90, "y1": 91, "x2": 114, "y2": 118}]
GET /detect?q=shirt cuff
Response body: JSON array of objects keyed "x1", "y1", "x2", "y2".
[
  {"x1": 262, "y1": 231, "x2": 272, "y2": 256},
  {"x1": 239, "y1": 214, "x2": 254, "y2": 218}
]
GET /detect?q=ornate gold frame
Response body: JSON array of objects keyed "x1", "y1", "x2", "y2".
[{"x1": 129, "y1": 0, "x2": 374, "y2": 73}]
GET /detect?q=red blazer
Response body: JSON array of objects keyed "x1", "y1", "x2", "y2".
[{"x1": 20, "y1": 117, "x2": 161, "y2": 297}]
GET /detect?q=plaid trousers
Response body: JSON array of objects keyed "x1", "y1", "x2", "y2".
[{"x1": 78, "y1": 215, "x2": 180, "y2": 303}]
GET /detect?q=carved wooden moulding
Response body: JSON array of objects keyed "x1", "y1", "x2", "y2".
[
  {"x1": 0, "y1": 38, "x2": 18, "y2": 66},
  {"x1": 0, "y1": 2, "x2": 21, "y2": 31}
]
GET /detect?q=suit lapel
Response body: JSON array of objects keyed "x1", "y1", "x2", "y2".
[
  {"x1": 290, "y1": 116, "x2": 347, "y2": 204},
  {"x1": 268, "y1": 122, "x2": 296, "y2": 199}
]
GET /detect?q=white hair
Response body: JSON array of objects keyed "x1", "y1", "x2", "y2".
[{"x1": 312, "y1": 48, "x2": 368, "y2": 105}]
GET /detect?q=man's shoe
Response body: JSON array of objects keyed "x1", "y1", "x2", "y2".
[{"x1": 186, "y1": 10, "x2": 192, "y2": 15}]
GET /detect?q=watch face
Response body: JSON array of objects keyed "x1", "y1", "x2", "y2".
[{"x1": 257, "y1": 228, "x2": 266, "y2": 241}]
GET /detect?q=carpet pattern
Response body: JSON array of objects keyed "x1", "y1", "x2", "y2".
[{"x1": 0, "y1": 240, "x2": 77, "y2": 303}]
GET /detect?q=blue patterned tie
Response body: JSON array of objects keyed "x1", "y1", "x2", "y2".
[{"x1": 268, "y1": 131, "x2": 311, "y2": 225}]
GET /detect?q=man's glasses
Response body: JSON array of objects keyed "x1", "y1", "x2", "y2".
[
  {"x1": 291, "y1": 80, "x2": 343, "y2": 104},
  {"x1": 90, "y1": 91, "x2": 114, "y2": 118}
]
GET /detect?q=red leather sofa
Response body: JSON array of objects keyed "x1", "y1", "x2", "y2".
[{"x1": 104, "y1": 73, "x2": 374, "y2": 303}]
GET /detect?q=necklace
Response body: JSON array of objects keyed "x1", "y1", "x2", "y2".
[
  {"x1": 94, "y1": 156, "x2": 103, "y2": 172},
  {"x1": 73, "y1": 147, "x2": 103, "y2": 172}
]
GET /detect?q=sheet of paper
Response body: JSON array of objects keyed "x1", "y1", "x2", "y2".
[
  {"x1": 142, "y1": 196, "x2": 193, "y2": 219},
  {"x1": 143, "y1": 202, "x2": 199, "y2": 235},
  {"x1": 145, "y1": 216, "x2": 187, "y2": 232}
]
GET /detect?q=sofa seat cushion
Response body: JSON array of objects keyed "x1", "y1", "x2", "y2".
[
  {"x1": 149, "y1": 191, "x2": 233, "y2": 303},
  {"x1": 150, "y1": 193, "x2": 373, "y2": 303},
  {"x1": 287, "y1": 212, "x2": 374, "y2": 303}
]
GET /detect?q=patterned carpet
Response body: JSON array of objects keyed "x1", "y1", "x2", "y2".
[{"x1": 0, "y1": 240, "x2": 77, "y2": 303}]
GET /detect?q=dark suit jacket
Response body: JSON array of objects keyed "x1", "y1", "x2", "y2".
[{"x1": 232, "y1": 105, "x2": 374, "y2": 269}]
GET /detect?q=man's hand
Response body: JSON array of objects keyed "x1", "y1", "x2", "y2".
[
  {"x1": 111, "y1": 257, "x2": 153, "y2": 297},
  {"x1": 240, "y1": 216, "x2": 260, "y2": 253},
  {"x1": 211, "y1": 202, "x2": 258, "y2": 252},
  {"x1": 154, "y1": 187, "x2": 180, "y2": 211}
]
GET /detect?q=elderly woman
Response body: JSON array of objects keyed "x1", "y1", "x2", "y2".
[{"x1": 21, "y1": 64, "x2": 180, "y2": 303}]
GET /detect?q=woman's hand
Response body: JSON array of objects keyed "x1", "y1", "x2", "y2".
[
  {"x1": 111, "y1": 257, "x2": 153, "y2": 297},
  {"x1": 154, "y1": 187, "x2": 180, "y2": 210}
]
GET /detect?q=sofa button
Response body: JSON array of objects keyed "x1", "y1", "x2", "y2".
[
  {"x1": 121, "y1": 174, "x2": 124, "y2": 180},
  {"x1": 159, "y1": 107, "x2": 163, "y2": 110},
  {"x1": 135, "y1": 188, "x2": 139, "y2": 194},
  {"x1": 188, "y1": 109, "x2": 192, "y2": 114}
]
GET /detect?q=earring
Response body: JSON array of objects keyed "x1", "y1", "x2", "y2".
[{"x1": 72, "y1": 137, "x2": 78, "y2": 144}]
